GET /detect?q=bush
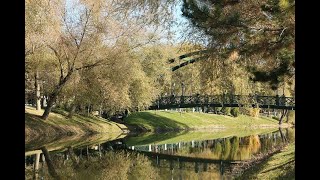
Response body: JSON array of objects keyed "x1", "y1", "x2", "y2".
[
  {"x1": 240, "y1": 107, "x2": 260, "y2": 117},
  {"x1": 215, "y1": 107, "x2": 222, "y2": 114},
  {"x1": 250, "y1": 108, "x2": 260, "y2": 117},
  {"x1": 286, "y1": 110, "x2": 295, "y2": 124},
  {"x1": 221, "y1": 107, "x2": 231, "y2": 116},
  {"x1": 231, "y1": 107, "x2": 240, "y2": 117}
]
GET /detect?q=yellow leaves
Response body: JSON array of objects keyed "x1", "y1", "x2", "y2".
[
  {"x1": 248, "y1": 135, "x2": 261, "y2": 153},
  {"x1": 279, "y1": 0, "x2": 290, "y2": 10},
  {"x1": 228, "y1": 50, "x2": 239, "y2": 61}
]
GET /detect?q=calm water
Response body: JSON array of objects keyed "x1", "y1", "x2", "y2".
[{"x1": 25, "y1": 128, "x2": 294, "y2": 180}]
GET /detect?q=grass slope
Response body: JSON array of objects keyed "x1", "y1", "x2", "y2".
[
  {"x1": 237, "y1": 143, "x2": 295, "y2": 180},
  {"x1": 25, "y1": 106, "x2": 127, "y2": 146},
  {"x1": 124, "y1": 110, "x2": 281, "y2": 132}
]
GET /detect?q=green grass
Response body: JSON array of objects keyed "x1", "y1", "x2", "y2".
[
  {"x1": 25, "y1": 106, "x2": 127, "y2": 149},
  {"x1": 237, "y1": 143, "x2": 295, "y2": 180},
  {"x1": 125, "y1": 128, "x2": 278, "y2": 146},
  {"x1": 26, "y1": 106, "x2": 127, "y2": 133},
  {"x1": 124, "y1": 110, "x2": 280, "y2": 132}
]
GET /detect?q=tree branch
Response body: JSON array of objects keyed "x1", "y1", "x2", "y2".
[
  {"x1": 75, "y1": 59, "x2": 105, "y2": 71},
  {"x1": 48, "y1": 45, "x2": 64, "y2": 81},
  {"x1": 71, "y1": 7, "x2": 93, "y2": 71},
  {"x1": 63, "y1": 7, "x2": 79, "y2": 49}
]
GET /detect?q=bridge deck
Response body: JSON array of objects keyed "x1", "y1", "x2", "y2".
[{"x1": 149, "y1": 94, "x2": 295, "y2": 110}]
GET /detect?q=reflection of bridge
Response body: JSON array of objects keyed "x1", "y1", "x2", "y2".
[
  {"x1": 125, "y1": 149, "x2": 235, "y2": 176},
  {"x1": 126, "y1": 148, "x2": 240, "y2": 164},
  {"x1": 149, "y1": 94, "x2": 295, "y2": 110},
  {"x1": 125, "y1": 138, "x2": 242, "y2": 174}
]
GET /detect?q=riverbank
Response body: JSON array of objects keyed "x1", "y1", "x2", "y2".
[
  {"x1": 25, "y1": 106, "x2": 128, "y2": 146},
  {"x1": 236, "y1": 142, "x2": 295, "y2": 179},
  {"x1": 124, "y1": 110, "x2": 290, "y2": 132}
]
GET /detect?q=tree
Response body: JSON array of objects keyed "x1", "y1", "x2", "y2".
[
  {"x1": 181, "y1": 0, "x2": 295, "y2": 90},
  {"x1": 26, "y1": 0, "x2": 177, "y2": 120},
  {"x1": 26, "y1": 0, "x2": 61, "y2": 110}
]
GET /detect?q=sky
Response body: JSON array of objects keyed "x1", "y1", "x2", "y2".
[
  {"x1": 169, "y1": 0, "x2": 191, "y2": 43},
  {"x1": 168, "y1": 0, "x2": 209, "y2": 47},
  {"x1": 63, "y1": 0, "x2": 204, "y2": 46}
]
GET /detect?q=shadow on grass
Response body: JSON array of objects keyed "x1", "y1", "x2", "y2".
[
  {"x1": 236, "y1": 144, "x2": 295, "y2": 180},
  {"x1": 25, "y1": 113, "x2": 63, "y2": 135},
  {"x1": 25, "y1": 113, "x2": 71, "y2": 150},
  {"x1": 125, "y1": 111, "x2": 189, "y2": 131}
]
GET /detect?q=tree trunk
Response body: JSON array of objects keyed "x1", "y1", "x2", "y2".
[
  {"x1": 68, "y1": 103, "x2": 76, "y2": 118},
  {"x1": 99, "y1": 103, "x2": 103, "y2": 117},
  {"x1": 41, "y1": 72, "x2": 73, "y2": 120},
  {"x1": 86, "y1": 146, "x2": 89, "y2": 160},
  {"x1": 279, "y1": 109, "x2": 288, "y2": 125},
  {"x1": 34, "y1": 71, "x2": 41, "y2": 111},
  {"x1": 33, "y1": 153, "x2": 40, "y2": 180},
  {"x1": 40, "y1": 146, "x2": 61, "y2": 180},
  {"x1": 67, "y1": 146, "x2": 79, "y2": 169},
  {"x1": 279, "y1": 128, "x2": 287, "y2": 143}
]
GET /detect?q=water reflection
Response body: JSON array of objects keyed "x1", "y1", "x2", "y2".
[
  {"x1": 25, "y1": 128, "x2": 294, "y2": 179},
  {"x1": 127, "y1": 128, "x2": 293, "y2": 161}
]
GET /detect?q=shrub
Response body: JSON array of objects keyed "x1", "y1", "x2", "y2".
[
  {"x1": 250, "y1": 108, "x2": 260, "y2": 117},
  {"x1": 272, "y1": 116, "x2": 279, "y2": 120},
  {"x1": 240, "y1": 107, "x2": 260, "y2": 117},
  {"x1": 215, "y1": 107, "x2": 222, "y2": 114},
  {"x1": 286, "y1": 110, "x2": 295, "y2": 124},
  {"x1": 221, "y1": 107, "x2": 231, "y2": 116},
  {"x1": 231, "y1": 107, "x2": 240, "y2": 117}
]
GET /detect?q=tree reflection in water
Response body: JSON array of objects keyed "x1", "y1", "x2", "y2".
[
  {"x1": 25, "y1": 128, "x2": 294, "y2": 179},
  {"x1": 26, "y1": 149, "x2": 159, "y2": 180}
]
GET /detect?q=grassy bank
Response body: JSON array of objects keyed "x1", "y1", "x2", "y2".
[
  {"x1": 124, "y1": 110, "x2": 285, "y2": 132},
  {"x1": 237, "y1": 143, "x2": 295, "y2": 179},
  {"x1": 25, "y1": 132, "x2": 127, "y2": 153},
  {"x1": 25, "y1": 106, "x2": 128, "y2": 145}
]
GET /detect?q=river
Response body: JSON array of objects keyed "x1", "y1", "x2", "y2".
[{"x1": 25, "y1": 127, "x2": 294, "y2": 179}]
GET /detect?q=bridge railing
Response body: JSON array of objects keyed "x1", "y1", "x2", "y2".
[{"x1": 154, "y1": 94, "x2": 294, "y2": 109}]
